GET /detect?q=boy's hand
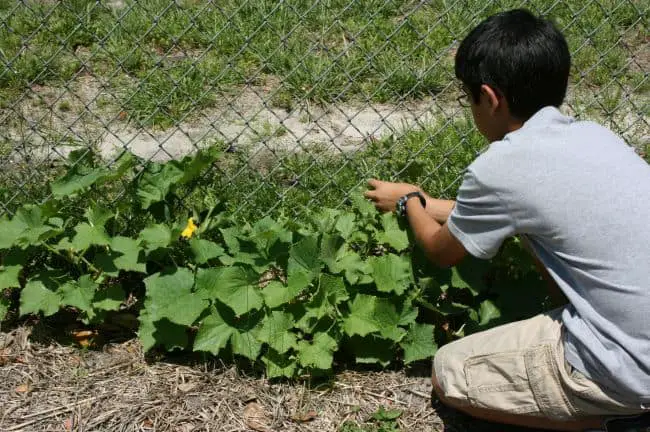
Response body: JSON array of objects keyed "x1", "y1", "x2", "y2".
[{"x1": 364, "y1": 179, "x2": 420, "y2": 212}]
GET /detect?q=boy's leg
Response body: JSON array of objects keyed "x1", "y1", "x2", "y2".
[
  {"x1": 431, "y1": 310, "x2": 642, "y2": 431},
  {"x1": 431, "y1": 374, "x2": 603, "y2": 431}
]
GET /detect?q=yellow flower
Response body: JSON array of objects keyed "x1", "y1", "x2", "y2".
[{"x1": 181, "y1": 218, "x2": 197, "y2": 239}]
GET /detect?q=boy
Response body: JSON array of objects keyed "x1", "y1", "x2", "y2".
[{"x1": 365, "y1": 9, "x2": 650, "y2": 431}]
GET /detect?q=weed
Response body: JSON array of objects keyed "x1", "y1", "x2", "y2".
[
  {"x1": 339, "y1": 406, "x2": 403, "y2": 431},
  {"x1": 0, "y1": 0, "x2": 644, "y2": 127},
  {"x1": 58, "y1": 101, "x2": 72, "y2": 112}
]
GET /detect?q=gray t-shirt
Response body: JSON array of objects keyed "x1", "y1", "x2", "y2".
[{"x1": 447, "y1": 106, "x2": 650, "y2": 403}]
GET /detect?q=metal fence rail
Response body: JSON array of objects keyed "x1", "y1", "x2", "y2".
[{"x1": 0, "y1": 0, "x2": 647, "y2": 217}]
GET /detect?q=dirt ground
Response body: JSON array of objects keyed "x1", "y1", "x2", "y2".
[
  {"x1": 3, "y1": 73, "x2": 648, "y2": 166},
  {"x1": 0, "y1": 325, "x2": 561, "y2": 432}
]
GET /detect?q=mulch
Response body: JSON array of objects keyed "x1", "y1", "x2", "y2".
[{"x1": 0, "y1": 325, "x2": 556, "y2": 432}]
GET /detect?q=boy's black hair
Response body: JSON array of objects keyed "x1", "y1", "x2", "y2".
[{"x1": 455, "y1": 9, "x2": 571, "y2": 120}]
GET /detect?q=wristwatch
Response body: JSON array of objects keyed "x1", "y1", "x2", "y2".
[{"x1": 396, "y1": 191, "x2": 426, "y2": 217}]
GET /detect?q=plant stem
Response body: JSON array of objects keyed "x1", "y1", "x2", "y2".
[{"x1": 44, "y1": 243, "x2": 101, "y2": 276}]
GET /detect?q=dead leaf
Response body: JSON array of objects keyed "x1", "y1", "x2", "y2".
[
  {"x1": 177, "y1": 382, "x2": 197, "y2": 393},
  {"x1": 15, "y1": 383, "x2": 30, "y2": 394},
  {"x1": 291, "y1": 409, "x2": 317, "y2": 423},
  {"x1": 142, "y1": 418, "x2": 154, "y2": 428},
  {"x1": 72, "y1": 329, "x2": 97, "y2": 348},
  {"x1": 243, "y1": 402, "x2": 270, "y2": 432},
  {"x1": 242, "y1": 393, "x2": 257, "y2": 404},
  {"x1": 175, "y1": 423, "x2": 194, "y2": 432},
  {"x1": 0, "y1": 348, "x2": 9, "y2": 366}
]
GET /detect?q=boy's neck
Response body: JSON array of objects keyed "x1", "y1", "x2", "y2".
[{"x1": 490, "y1": 117, "x2": 524, "y2": 142}]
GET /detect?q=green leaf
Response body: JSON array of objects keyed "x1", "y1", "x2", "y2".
[
  {"x1": 13, "y1": 205, "x2": 46, "y2": 228},
  {"x1": 335, "y1": 213, "x2": 356, "y2": 238},
  {"x1": 193, "y1": 303, "x2": 263, "y2": 360},
  {"x1": 188, "y1": 238, "x2": 224, "y2": 264},
  {"x1": 320, "y1": 233, "x2": 346, "y2": 270},
  {"x1": 138, "y1": 311, "x2": 188, "y2": 352},
  {"x1": 478, "y1": 299, "x2": 501, "y2": 326},
  {"x1": 343, "y1": 294, "x2": 379, "y2": 337},
  {"x1": 261, "y1": 280, "x2": 302, "y2": 309},
  {"x1": 287, "y1": 235, "x2": 321, "y2": 290},
  {"x1": 96, "y1": 236, "x2": 147, "y2": 275},
  {"x1": 262, "y1": 348, "x2": 297, "y2": 378},
  {"x1": 0, "y1": 265, "x2": 21, "y2": 289},
  {"x1": 219, "y1": 227, "x2": 241, "y2": 254},
  {"x1": 368, "y1": 254, "x2": 412, "y2": 295},
  {"x1": 93, "y1": 284, "x2": 125, "y2": 312},
  {"x1": 372, "y1": 407, "x2": 402, "y2": 421},
  {"x1": 320, "y1": 234, "x2": 371, "y2": 284},
  {"x1": 290, "y1": 276, "x2": 345, "y2": 331},
  {"x1": 318, "y1": 274, "x2": 349, "y2": 307},
  {"x1": 84, "y1": 205, "x2": 113, "y2": 227},
  {"x1": 50, "y1": 151, "x2": 135, "y2": 197},
  {"x1": 137, "y1": 310, "x2": 157, "y2": 351},
  {"x1": 144, "y1": 268, "x2": 207, "y2": 326},
  {"x1": 218, "y1": 251, "x2": 270, "y2": 274},
  {"x1": 139, "y1": 224, "x2": 173, "y2": 251},
  {"x1": 451, "y1": 258, "x2": 490, "y2": 295},
  {"x1": 400, "y1": 323, "x2": 437, "y2": 364},
  {"x1": 196, "y1": 267, "x2": 263, "y2": 316},
  {"x1": 0, "y1": 295, "x2": 9, "y2": 321},
  {"x1": 20, "y1": 279, "x2": 61, "y2": 317},
  {"x1": 12, "y1": 206, "x2": 62, "y2": 246},
  {"x1": 312, "y1": 208, "x2": 341, "y2": 233},
  {"x1": 257, "y1": 311, "x2": 297, "y2": 354},
  {"x1": 398, "y1": 298, "x2": 418, "y2": 326},
  {"x1": 193, "y1": 308, "x2": 233, "y2": 355},
  {"x1": 451, "y1": 267, "x2": 469, "y2": 289},
  {"x1": 343, "y1": 294, "x2": 405, "y2": 341},
  {"x1": 298, "y1": 332, "x2": 337, "y2": 370},
  {"x1": 351, "y1": 192, "x2": 376, "y2": 219},
  {"x1": 137, "y1": 162, "x2": 185, "y2": 209},
  {"x1": 339, "y1": 252, "x2": 373, "y2": 285},
  {"x1": 178, "y1": 147, "x2": 221, "y2": 184},
  {"x1": 376, "y1": 213, "x2": 409, "y2": 252},
  {"x1": 301, "y1": 274, "x2": 349, "y2": 323},
  {"x1": 351, "y1": 335, "x2": 393, "y2": 366},
  {"x1": 71, "y1": 223, "x2": 110, "y2": 250},
  {"x1": 250, "y1": 216, "x2": 291, "y2": 257},
  {"x1": 51, "y1": 166, "x2": 108, "y2": 197},
  {"x1": 0, "y1": 217, "x2": 27, "y2": 249},
  {"x1": 58, "y1": 275, "x2": 97, "y2": 317},
  {"x1": 231, "y1": 327, "x2": 263, "y2": 360}
]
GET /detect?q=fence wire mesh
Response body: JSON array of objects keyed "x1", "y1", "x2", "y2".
[{"x1": 0, "y1": 0, "x2": 648, "y2": 219}]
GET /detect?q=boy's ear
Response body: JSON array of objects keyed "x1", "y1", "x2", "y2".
[{"x1": 480, "y1": 84, "x2": 501, "y2": 114}]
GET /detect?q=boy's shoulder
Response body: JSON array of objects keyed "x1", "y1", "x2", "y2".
[{"x1": 468, "y1": 106, "x2": 626, "y2": 179}]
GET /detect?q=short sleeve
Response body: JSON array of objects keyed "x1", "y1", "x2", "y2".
[{"x1": 447, "y1": 169, "x2": 516, "y2": 259}]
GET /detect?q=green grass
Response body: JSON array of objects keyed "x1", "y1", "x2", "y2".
[
  {"x1": 0, "y1": 0, "x2": 646, "y2": 128},
  {"x1": 179, "y1": 116, "x2": 483, "y2": 221},
  {"x1": 0, "y1": 116, "x2": 483, "y2": 223}
]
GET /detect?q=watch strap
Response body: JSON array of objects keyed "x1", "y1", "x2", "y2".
[{"x1": 397, "y1": 191, "x2": 426, "y2": 217}]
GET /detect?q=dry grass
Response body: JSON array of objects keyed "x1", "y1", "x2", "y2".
[
  {"x1": 0, "y1": 325, "x2": 559, "y2": 432},
  {"x1": 0, "y1": 326, "x2": 444, "y2": 432}
]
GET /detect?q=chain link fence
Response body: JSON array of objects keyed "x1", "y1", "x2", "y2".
[{"x1": 0, "y1": 0, "x2": 648, "y2": 219}]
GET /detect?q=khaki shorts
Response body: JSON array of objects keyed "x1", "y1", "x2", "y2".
[{"x1": 433, "y1": 309, "x2": 645, "y2": 420}]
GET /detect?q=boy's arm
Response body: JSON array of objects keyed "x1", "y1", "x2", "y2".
[
  {"x1": 421, "y1": 192, "x2": 456, "y2": 224},
  {"x1": 363, "y1": 179, "x2": 455, "y2": 223},
  {"x1": 404, "y1": 196, "x2": 467, "y2": 268},
  {"x1": 364, "y1": 179, "x2": 467, "y2": 267}
]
